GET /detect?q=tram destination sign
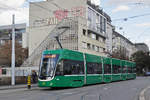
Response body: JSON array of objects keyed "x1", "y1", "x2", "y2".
[{"x1": 44, "y1": 54, "x2": 56, "y2": 58}]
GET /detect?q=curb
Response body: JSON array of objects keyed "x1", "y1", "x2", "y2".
[
  {"x1": 0, "y1": 84, "x2": 38, "y2": 90},
  {"x1": 139, "y1": 86, "x2": 150, "y2": 100}
]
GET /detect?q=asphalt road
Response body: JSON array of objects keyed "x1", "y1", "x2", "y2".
[
  {"x1": 144, "y1": 87, "x2": 150, "y2": 100},
  {"x1": 0, "y1": 77, "x2": 150, "y2": 100}
]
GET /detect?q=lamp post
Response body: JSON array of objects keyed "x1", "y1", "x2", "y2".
[{"x1": 11, "y1": 14, "x2": 15, "y2": 85}]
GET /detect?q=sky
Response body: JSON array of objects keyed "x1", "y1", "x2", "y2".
[
  {"x1": 0, "y1": 0, "x2": 150, "y2": 49},
  {"x1": 100, "y1": 0, "x2": 150, "y2": 49}
]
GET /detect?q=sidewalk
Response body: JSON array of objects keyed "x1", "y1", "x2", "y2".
[{"x1": 0, "y1": 84, "x2": 38, "y2": 90}]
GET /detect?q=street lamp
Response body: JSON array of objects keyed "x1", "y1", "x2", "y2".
[{"x1": 11, "y1": 14, "x2": 15, "y2": 85}]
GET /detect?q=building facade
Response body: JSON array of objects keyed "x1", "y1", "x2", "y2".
[
  {"x1": 27, "y1": 0, "x2": 113, "y2": 57},
  {"x1": 112, "y1": 31, "x2": 137, "y2": 59},
  {"x1": 0, "y1": 23, "x2": 26, "y2": 47},
  {"x1": 135, "y1": 43, "x2": 149, "y2": 53}
]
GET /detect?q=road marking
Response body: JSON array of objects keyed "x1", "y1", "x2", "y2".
[
  {"x1": 63, "y1": 92, "x2": 73, "y2": 94},
  {"x1": 103, "y1": 87, "x2": 108, "y2": 90},
  {"x1": 139, "y1": 86, "x2": 150, "y2": 100},
  {"x1": 62, "y1": 92, "x2": 78, "y2": 95}
]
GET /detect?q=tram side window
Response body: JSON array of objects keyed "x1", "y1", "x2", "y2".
[
  {"x1": 63, "y1": 60, "x2": 84, "y2": 75},
  {"x1": 118, "y1": 66, "x2": 122, "y2": 73},
  {"x1": 113, "y1": 65, "x2": 118, "y2": 74},
  {"x1": 55, "y1": 60, "x2": 64, "y2": 76},
  {"x1": 128, "y1": 67, "x2": 132, "y2": 73},
  {"x1": 127, "y1": 67, "x2": 129, "y2": 73},
  {"x1": 99, "y1": 63, "x2": 102, "y2": 74},
  {"x1": 87, "y1": 62, "x2": 102, "y2": 74},
  {"x1": 133, "y1": 67, "x2": 136, "y2": 73},
  {"x1": 104, "y1": 64, "x2": 111, "y2": 74},
  {"x1": 122, "y1": 66, "x2": 127, "y2": 73},
  {"x1": 87, "y1": 62, "x2": 94, "y2": 74},
  {"x1": 113, "y1": 65, "x2": 121, "y2": 74}
]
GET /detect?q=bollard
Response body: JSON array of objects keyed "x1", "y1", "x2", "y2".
[{"x1": 27, "y1": 75, "x2": 31, "y2": 89}]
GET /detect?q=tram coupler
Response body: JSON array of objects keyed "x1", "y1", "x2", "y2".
[{"x1": 27, "y1": 75, "x2": 31, "y2": 89}]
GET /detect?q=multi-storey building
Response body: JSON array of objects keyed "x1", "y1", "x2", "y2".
[
  {"x1": 22, "y1": 0, "x2": 150, "y2": 67},
  {"x1": 23, "y1": 0, "x2": 114, "y2": 66},
  {"x1": 135, "y1": 43, "x2": 149, "y2": 53},
  {"x1": 112, "y1": 31, "x2": 137, "y2": 59},
  {"x1": 0, "y1": 23, "x2": 26, "y2": 47}
]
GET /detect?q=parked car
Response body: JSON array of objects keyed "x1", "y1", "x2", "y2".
[{"x1": 145, "y1": 72, "x2": 150, "y2": 76}]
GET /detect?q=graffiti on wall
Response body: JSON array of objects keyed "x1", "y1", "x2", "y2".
[
  {"x1": 54, "y1": 6, "x2": 85, "y2": 21},
  {"x1": 33, "y1": 6, "x2": 86, "y2": 27}
]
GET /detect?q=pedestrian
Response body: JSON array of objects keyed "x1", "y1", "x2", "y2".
[{"x1": 32, "y1": 70, "x2": 37, "y2": 83}]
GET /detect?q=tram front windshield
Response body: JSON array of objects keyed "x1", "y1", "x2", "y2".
[{"x1": 39, "y1": 54, "x2": 59, "y2": 78}]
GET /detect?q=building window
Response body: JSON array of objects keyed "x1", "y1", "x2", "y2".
[
  {"x1": 87, "y1": 43, "x2": 91, "y2": 49},
  {"x1": 87, "y1": 8, "x2": 107, "y2": 36},
  {"x1": 103, "y1": 38, "x2": 105, "y2": 43},
  {"x1": 83, "y1": 29, "x2": 86, "y2": 36},
  {"x1": 92, "y1": 11, "x2": 96, "y2": 30},
  {"x1": 82, "y1": 42, "x2": 87, "y2": 49},
  {"x1": 103, "y1": 48, "x2": 106, "y2": 52},
  {"x1": 99, "y1": 47, "x2": 103, "y2": 52},
  {"x1": 99, "y1": 15, "x2": 106, "y2": 33},
  {"x1": 88, "y1": 8, "x2": 92, "y2": 21},
  {"x1": 96, "y1": 35, "x2": 99, "y2": 41},
  {"x1": 87, "y1": 32, "x2": 91, "y2": 38},
  {"x1": 92, "y1": 45, "x2": 95, "y2": 50},
  {"x1": 100, "y1": 15, "x2": 103, "y2": 33},
  {"x1": 69, "y1": 34, "x2": 76, "y2": 39},
  {"x1": 88, "y1": 7, "x2": 104, "y2": 31},
  {"x1": 96, "y1": 14, "x2": 100, "y2": 31},
  {"x1": 99, "y1": 38, "x2": 102, "y2": 42},
  {"x1": 0, "y1": 40, "x2": 5, "y2": 45},
  {"x1": 95, "y1": 46, "x2": 99, "y2": 52},
  {"x1": 91, "y1": 33, "x2": 96, "y2": 39},
  {"x1": 104, "y1": 18, "x2": 106, "y2": 33},
  {"x1": 2, "y1": 69, "x2": 6, "y2": 75},
  {"x1": 96, "y1": 13, "x2": 100, "y2": 24}
]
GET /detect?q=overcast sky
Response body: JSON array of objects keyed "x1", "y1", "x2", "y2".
[
  {"x1": 0, "y1": 0, "x2": 150, "y2": 49},
  {"x1": 101, "y1": 0, "x2": 150, "y2": 49}
]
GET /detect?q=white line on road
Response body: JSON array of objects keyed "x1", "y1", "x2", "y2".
[
  {"x1": 139, "y1": 86, "x2": 150, "y2": 100},
  {"x1": 62, "y1": 91, "x2": 79, "y2": 95}
]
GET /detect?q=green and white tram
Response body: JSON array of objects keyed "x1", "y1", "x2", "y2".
[{"x1": 38, "y1": 49, "x2": 136, "y2": 87}]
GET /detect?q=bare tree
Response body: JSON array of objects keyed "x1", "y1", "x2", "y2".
[
  {"x1": 0, "y1": 40, "x2": 28, "y2": 67},
  {"x1": 112, "y1": 46, "x2": 129, "y2": 60}
]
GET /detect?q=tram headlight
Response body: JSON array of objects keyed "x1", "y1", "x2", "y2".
[
  {"x1": 56, "y1": 78, "x2": 60, "y2": 80},
  {"x1": 50, "y1": 83, "x2": 53, "y2": 86},
  {"x1": 42, "y1": 82, "x2": 46, "y2": 85}
]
